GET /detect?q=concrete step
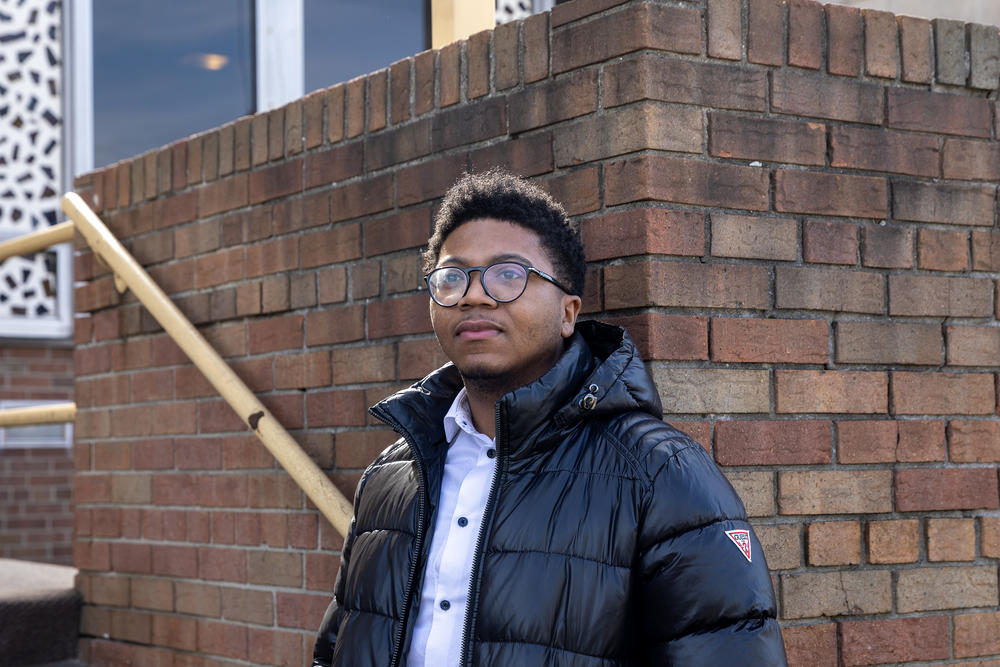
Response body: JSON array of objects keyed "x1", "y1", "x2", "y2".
[{"x1": 0, "y1": 559, "x2": 81, "y2": 666}]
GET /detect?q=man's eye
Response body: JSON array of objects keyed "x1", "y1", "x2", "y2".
[{"x1": 441, "y1": 272, "x2": 463, "y2": 284}]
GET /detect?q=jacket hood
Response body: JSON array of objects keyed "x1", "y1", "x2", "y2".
[{"x1": 370, "y1": 320, "x2": 662, "y2": 460}]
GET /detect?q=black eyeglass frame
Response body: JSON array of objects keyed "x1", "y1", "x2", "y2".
[{"x1": 423, "y1": 261, "x2": 574, "y2": 307}]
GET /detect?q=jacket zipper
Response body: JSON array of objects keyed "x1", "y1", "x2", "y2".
[
  {"x1": 458, "y1": 402, "x2": 505, "y2": 665},
  {"x1": 376, "y1": 408, "x2": 430, "y2": 667}
]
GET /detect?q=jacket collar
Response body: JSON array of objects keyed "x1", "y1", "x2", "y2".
[{"x1": 369, "y1": 321, "x2": 662, "y2": 462}]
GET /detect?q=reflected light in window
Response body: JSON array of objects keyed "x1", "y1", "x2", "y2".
[{"x1": 181, "y1": 53, "x2": 231, "y2": 71}]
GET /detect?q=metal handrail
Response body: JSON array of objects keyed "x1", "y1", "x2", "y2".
[
  {"x1": 0, "y1": 402, "x2": 77, "y2": 427},
  {"x1": 0, "y1": 221, "x2": 75, "y2": 259},
  {"x1": 0, "y1": 194, "x2": 353, "y2": 537}
]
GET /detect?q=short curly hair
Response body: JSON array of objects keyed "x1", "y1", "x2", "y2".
[{"x1": 423, "y1": 170, "x2": 586, "y2": 296}]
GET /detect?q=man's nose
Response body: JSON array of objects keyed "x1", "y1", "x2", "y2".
[{"x1": 458, "y1": 270, "x2": 496, "y2": 307}]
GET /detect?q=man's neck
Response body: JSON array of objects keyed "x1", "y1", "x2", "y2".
[{"x1": 462, "y1": 382, "x2": 503, "y2": 439}]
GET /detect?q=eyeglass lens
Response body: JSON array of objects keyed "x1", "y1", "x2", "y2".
[{"x1": 428, "y1": 262, "x2": 529, "y2": 306}]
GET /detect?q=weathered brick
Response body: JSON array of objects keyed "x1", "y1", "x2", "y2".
[
  {"x1": 949, "y1": 326, "x2": 1000, "y2": 368},
  {"x1": 772, "y1": 69, "x2": 883, "y2": 124},
  {"x1": 775, "y1": 266, "x2": 883, "y2": 314},
  {"x1": 981, "y1": 231, "x2": 1000, "y2": 271},
  {"x1": 345, "y1": 76, "x2": 365, "y2": 139},
  {"x1": 944, "y1": 138, "x2": 1000, "y2": 181},
  {"x1": 555, "y1": 103, "x2": 702, "y2": 166},
  {"x1": 893, "y1": 179, "x2": 995, "y2": 226},
  {"x1": 889, "y1": 88, "x2": 992, "y2": 137},
  {"x1": 523, "y1": 11, "x2": 548, "y2": 83},
  {"x1": 948, "y1": 420, "x2": 1000, "y2": 462},
  {"x1": 467, "y1": 29, "x2": 490, "y2": 100},
  {"x1": 366, "y1": 118, "x2": 431, "y2": 170},
  {"x1": 552, "y1": 4, "x2": 701, "y2": 74},
  {"x1": 918, "y1": 228, "x2": 968, "y2": 271},
  {"x1": 303, "y1": 142, "x2": 363, "y2": 191},
  {"x1": 509, "y1": 69, "x2": 597, "y2": 133},
  {"x1": 582, "y1": 209, "x2": 703, "y2": 261},
  {"x1": 710, "y1": 113, "x2": 824, "y2": 166},
  {"x1": 368, "y1": 293, "x2": 432, "y2": 339},
  {"x1": 413, "y1": 50, "x2": 434, "y2": 116},
  {"x1": 836, "y1": 321, "x2": 941, "y2": 365},
  {"x1": 955, "y1": 611, "x2": 1000, "y2": 659},
  {"x1": 604, "y1": 54, "x2": 767, "y2": 112},
  {"x1": 707, "y1": 0, "x2": 741, "y2": 60},
  {"x1": 494, "y1": 20, "x2": 519, "y2": 91},
  {"x1": 831, "y1": 125, "x2": 939, "y2": 177},
  {"x1": 936, "y1": 18, "x2": 971, "y2": 85},
  {"x1": 775, "y1": 170, "x2": 887, "y2": 218},
  {"x1": 431, "y1": 98, "x2": 506, "y2": 151},
  {"x1": 983, "y1": 517, "x2": 1000, "y2": 558},
  {"x1": 898, "y1": 15, "x2": 933, "y2": 83},
  {"x1": 326, "y1": 83, "x2": 345, "y2": 143},
  {"x1": 650, "y1": 367, "x2": 769, "y2": 414},
  {"x1": 781, "y1": 570, "x2": 891, "y2": 619},
  {"x1": 332, "y1": 344, "x2": 395, "y2": 385},
  {"x1": 969, "y1": 23, "x2": 1000, "y2": 90},
  {"x1": 709, "y1": 213, "x2": 797, "y2": 261},
  {"x1": 803, "y1": 220, "x2": 857, "y2": 265},
  {"x1": 724, "y1": 471, "x2": 774, "y2": 517},
  {"x1": 807, "y1": 520, "x2": 860, "y2": 566},
  {"x1": 603, "y1": 313, "x2": 707, "y2": 361},
  {"x1": 841, "y1": 617, "x2": 950, "y2": 667},
  {"x1": 779, "y1": 470, "x2": 892, "y2": 514},
  {"x1": 838, "y1": 418, "x2": 945, "y2": 464},
  {"x1": 364, "y1": 207, "x2": 433, "y2": 257},
  {"x1": 605, "y1": 261, "x2": 769, "y2": 310},
  {"x1": 898, "y1": 566, "x2": 998, "y2": 613},
  {"x1": 776, "y1": 370, "x2": 887, "y2": 413},
  {"x1": 389, "y1": 58, "x2": 411, "y2": 125},
  {"x1": 892, "y1": 371, "x2": 995, "y2": 415},
  {"x1": 896, "y1": 468, "x2": 999, "y2": 511},
  {"x1": 198, "y1": 174, "x2": 248, "y2": 217},
  {"x1": 438, "y1": 42, "x2": 460, "y2": 107},
  {"x1": 330, "y1": 174, "x2": 393, "y2": 222},
  {"x1": 867, "y1": 519, "x2": 919, "y2": 563},
  {"x1": 606, "y1": 155, "x2": 769, "y2": 211},
  {"x1": 397, "y1": 153, "x2": 468, "y2": 207},
  {"x1": 715, "y1": 420, "x2": 831, "y2": 465},
  {"x1": 782, "y1": 623, "x2": 837, "y2": 667},
  {"x1": 752, "y1": 523, "x2": 799, "y2": 570},
  {"x1": 550, "y1": 0, "x2": 628, "y2": 27},
  {"x1": 747, "y1": 0, "x2": 784, "y2": 66},
  {"x1": 712, "y1": 318, "x2": 827, "y2": 363},
  {"x1": 927, "y1": 517, "x2": 976, "y2": 561},
  {"x1": 826, "y1": 3, "x2": 861, "y2": 76},
  {"x1": 864, "y1": 9, "x2": 898, "y2": 78},
  {"x1": 304, "y1": 305, "x2": 364, "y2": 346},
  {"x1": 889, "y1": 275, "x2": 993, "y2": 317}
]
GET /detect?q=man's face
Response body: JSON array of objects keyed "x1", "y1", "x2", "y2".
[{"x1": 429, "y1": 218, "x2": 582, "y2": 393}]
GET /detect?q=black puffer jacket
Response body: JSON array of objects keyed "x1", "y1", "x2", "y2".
[{"x1": 313, "y1": 321, "x2": 786, "y2": 666}]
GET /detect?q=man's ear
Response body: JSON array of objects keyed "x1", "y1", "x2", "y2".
[{"x1": 560, "y1": 294, "x2": 582, "y2": 338}]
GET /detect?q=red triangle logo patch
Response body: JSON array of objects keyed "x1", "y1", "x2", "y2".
[{"x1": 725, "y1": 529, "x2": 752, "y2": 563}]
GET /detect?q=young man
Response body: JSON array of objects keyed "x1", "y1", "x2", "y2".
[{"x1": 312, "y1": 171, "x2": 786, "y2": 666}]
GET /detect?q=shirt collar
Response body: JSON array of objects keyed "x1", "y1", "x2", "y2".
[{"x1": 443, "y1": 387, "x2": 493, "y2": 444}]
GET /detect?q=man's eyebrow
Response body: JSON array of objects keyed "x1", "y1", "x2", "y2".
[{"x1": 437, "y1": 253, "x2": 535, "y2": 266}]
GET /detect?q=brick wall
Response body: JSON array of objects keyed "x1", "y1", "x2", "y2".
[
  {"x1": 0, "y1": 345, "x2": 75, "y2": 564},
  {"x1": 70, "y1": 0, "x2": 1000, "y2": 664}
]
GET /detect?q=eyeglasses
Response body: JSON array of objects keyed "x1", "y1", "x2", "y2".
[{"x1": 424, "y1": 261, "x2": 572, "y2": 307}]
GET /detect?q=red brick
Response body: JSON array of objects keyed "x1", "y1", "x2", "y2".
[
  {"x1": 831, "y1": 125, "x2": 938, "y2": 177},
  {"x1": 508, "y1": 69, "x2": 597, "y2": 133},
  {"x1": 398, "y1": 338, "x2": 450, "y2": 378},
  {"x1": 605, "y1": 261, "x2": 769, "y2": 310},
  {"x1": 707, "y1": 0, "x2": 741, "y2": 60},
  {"x1": 267, "y1": 108, "x2": 283, "y2": 161},
  {"x1": 438, "y1": 42, "x2": 460, "y2": 107},
  {"x1": 248, "y1": 314, "x2": 303, "y2": 354},
  {"x1": 775, "y1": 170, "x2": 886, "y2": 218},
  {"x1": 897, "y1": 15, "x2": 932, "y2": 83},
  {"x1": 326, "y1": 83, "x2": 345, "y2": 143},
  {"x1": 345, "y1": 76, "x2": 365, "y2": 139},
  {"x1": 776, "y1": 370, "x2": 887, "y2": 413},
  {"x1": 332, "y1": 344, "x2": 395, "y2": 384},
  {"x1": 431, "y1": 98, "x2": 506, "y2": 152},
  {"x1": 305, "y1": 305, "x2": 364, "y2": 346},
  {"x1": 824, "y1": 4, "x2": 861, "y2": 76},
  {"x1": 552, "y1": 4, "x2": 701, "y2": 74},
  {"x1": 747, "y1": 0, "x2": 784, "y2": 66},
  {"x1": 363, "y1": 207, "x2": 432, "y2": 258},
  {"x1": 198, "y1": 174, "x2": 248, "y2": 217},
  {"x1": 198, "y1": 546, "x2": 247, "y2": 583},
  {"x1": 710, "y1": 213, "x2": 797, "y2": 260},
  {"x1": 978, "y1": 231, "x2": 1000, "y2": 271},
  {"x1": 863, "y1": 9, "x2": 898, "y2": 78},
  {"x1": 896, "y1": 468, "x2": 999, "y2": 511},
  {"x1": 539, "y1": 167, "x2": 601, "y2": 216},
  {"x1": 782, "y1": 623, "x2": 837, "y2": 667},
  {"x1": 306, "y1": 389, "x2": 367, "y2": 427},
  {"x1": 303, "y1": 142, "x2": 363, "y2": 190},
  {"x1": 368, "y1": 293, "x2": 433, "y2": 339},
  {"x1": 772, "y1": 69, "x2": 883, "y2": 124},
  {"x1": 918, "y1": 228, "x2": 969, "y2": 271},
  {"x1": 494, "y1": 20, "x2": 519, "y2": 91},
  {"x1": 984, "y1": 517, "x2": 1000, "y2": 558},
  {"x1": 111, "y1": 542, "x2": 151, "y2": 574},
  {"x1": 948, "y1": 420, "x2": 1000, "y2": 462},
  {"x1": 888, "y1": 88, "x2": 992, "y2": 137},
  {"x1": 899, "y1": 565, "x2": 999, "y2": 612},
  {"x1": 607, "y1": 155, "x2": 769, "y2": 211},
  {"x1": 838, "y1": 419, "x2": 945, "y2": 463},
  {"x1": 712, "y1": 318, "x2": 827, "y2": 363},
  {"x1": 276, "y1": 591, "x2": 331, "y2": 630},
  {"x1": 523, "y1": 12, "x2": 549, "y2": 83},
  {"x1": 807, "y1": 520, "x2": 861, "y2": 565},
  {"x1": 273, "y1": 351, "x2": 331, "y2": 390},
  {"x1": 943, "y1": 138, "x2": 1000, "y2": 180},
  {"x1": 413, "y1": 50, "x2": 434, "y2": 116},
  {"x1": 604, "y1": 54, "x2": 767, "y2": 112},
  {"x1": 467, "y1": 134, "x2": 554, "y2": 178},
  {"x1": 711, "y1": 113, "x2": 824, "y2": 166},
  {"x1": 299, "y1": 224, "x2": 361, "y2": 268},
  {"x1": 582, "y1": 209, "x2": 703, "y2": 261},
  {"x1": 840, "y1": 617, "x2": 950, "y2": 666},
  {"x1": 836, "y1": 321, "x2": 941, "y2": 365},
  {"x1": 775, "y1": 266, "x2": 883, "y2": 314},
  {"x1": 467, "y1": 29, "x2": 490, "y2": 99},
  {"x1": 302, "y1": 90, "x2": 324, "y2": 150},
  {"x1": 248, "y1": 549, "x2": 302, "y2": 588},
  {"x1": 893, "y1": 180, "x2": 995, "y2": 226},
  {"x1": 867, "y1": 519, "x2": 919, "y2": 563},
  {"x1": 197, "y1": 618, "x2": 247, "y2": 660},
  {"x1": 245, "y1": 237, "x2": 298, "y2": 279},
  {"x1": 927, "y1": 517, "x2": 976, "y2": 561},
  {"x1": 955, "y1": 611, "x2": 1000, "y2": 659},
  {"x1": 388, "y1": 59, "x2": 411, "y2": 126},
  {"x1": 550, "y1": 0, "x2": 628, "y2": 26},
  {"x1": 892, "y1": 371, "x2": 995, "y2": 415},
  {"x1": 889, "y1": 275, "x2": 993, "y2": 317},
  {"x1": 366, "y1": 69, "x2": 387, "y2": 132},
  {"x1": 715, "y1": 420, "x2": 831, "y2": 465},
  {"x1": 396, "y1": 153, "x2": 468, "y2": 207},
  {"x1": 330, "y1": 173, "x2": 393, "y2": 222},
  {"x1": 788, "y1": 0, "x2": 822, "y2": 70},
  {"x1": 365, "y1": 118, "x2": 431, "y2": 170},
  {"x1": 779, "y1": 470, "x2": 892, "y2": 514}
]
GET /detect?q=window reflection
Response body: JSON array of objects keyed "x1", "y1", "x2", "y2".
[
  {"x1": 303, "y1": 0, "x2": 428, "y2": 94},
  {"x1": 93, "y1": 0, "x2": 253, "y2": 168}
]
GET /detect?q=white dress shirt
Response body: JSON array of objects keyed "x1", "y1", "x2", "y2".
[{"x1": 406, "y1": 388, "x2": 497, "y2": 667}]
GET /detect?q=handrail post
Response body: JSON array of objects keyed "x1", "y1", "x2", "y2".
[{"x1": 61, "y1": 192, "x2": 354, "y2": 537}]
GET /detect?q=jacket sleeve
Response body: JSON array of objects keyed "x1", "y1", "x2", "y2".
[
  {"x1": 311, "y1": 477, "x2": 365, "y2": 667},
  {"x1": 635, "y1": 440, "x2": 787, "y2": 666}
]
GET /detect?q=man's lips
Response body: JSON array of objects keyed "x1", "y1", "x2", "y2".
[{"x1": 455, "y1": 319, "x2": 503, "y2": 340}]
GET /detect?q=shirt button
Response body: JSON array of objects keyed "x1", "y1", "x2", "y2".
[
  {"x1": 486, "y1": 448, "x2": 496, "y2": 459},
  {"x1": 457, "y1": 517, "x2": 468, "y2": 527},
  {"x1": 440, "y1": 600, "x2": 451, "y2": 611}
]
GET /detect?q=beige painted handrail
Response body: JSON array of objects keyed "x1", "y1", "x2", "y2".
[
  {"x1": 0, "y1": 402, "x2": 77, "y2": 427},
  {"x1": 0, "y1": 221, "x2": 75, "y2": 261},
  {"x1": 59, "y1": 192, "x2": 353, "y2": 537}
]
